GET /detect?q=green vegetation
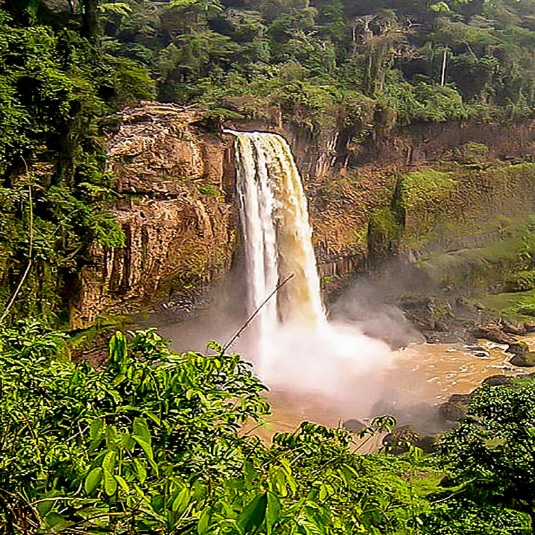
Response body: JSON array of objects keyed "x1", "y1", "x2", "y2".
[
  {"x1": 368, "y1": 207, "x2": 403, "y2": 259},
  {"x1": 399, "y1": 169, "x2": 456, "y2": 213},
  {"x1": 1, "y1": 324, "x2": 534, "y2": 534},
  {"x1": 99, "y1": 0, "x2": 535, "y2": 128},
  {"x1": 2, "y1": 2, "x2": 535, "y2": 534},
  {"x1": 0, "y1": 2, "x2": 152, "y2": 324}
]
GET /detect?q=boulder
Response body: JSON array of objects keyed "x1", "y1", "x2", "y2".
[
  {"x1": 502, "y1": 321, "x2": 529, "y2": 336},
  {"x1": 482, "y1": 375, "x2": 515, "y2": 387},
  {"x1": 416, "y1": 434, "x2": 439, "y2": 453},
  {"x1": 382, "y1": 425, "x2": 422, "y2": 455},
  {"x1": 438, "y1": 393, "x2": 472, "y2": 422},
  {"x1": 472, "y1": 325, "x2": 515, "y2": 344},
  {"x1": 507, "y1": 341, "x2": 529, "y2": 355},
  {"x1": 343, "y1": 419, "x2": 366, "y2": 433},
  {"x1": 463, "y1": 345, "x2": 490, "y2": 358},
  {"x1": 510, "y1": 352, "x2": 535, "y2": 367}
]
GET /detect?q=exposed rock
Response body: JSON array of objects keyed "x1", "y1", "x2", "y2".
[
  {"x1": 72, "y1": 104, "x2": 237, "y2": 328},
  {"x1": 416, "y1": 435, "x2": 439, "y2": 454},
  {"x1": 382, "y1": 425, "x2": 422, "y2": 454},
  {"x1": 482, "y1": 375, "x2": 515, "y2": 387},
  {"x1": 463, "y1": 345, "x2": 490, "y2": 358},
  {"x1": 472, "y1": 325, "x2": 516, "y2": 345},
  {"x1": 507, "y1": 341, "x2": 529, "y2": 355},
  {"x1": 510, "y1": 352, "x2": 535, "y2": 367},
  {"x1": 343, "y1": 419, "x2": 366, "y2": 433},
  {"x1": 439, "y1": 393, "x2": 472, "y2": 422}
]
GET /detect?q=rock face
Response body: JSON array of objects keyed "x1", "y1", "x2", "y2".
[
  {"x1": 72, "y1": 105, "x2": 237, "y2": 328},
  {"x1": 72, "y1": 103, "x2": 535, "y2": 328}
]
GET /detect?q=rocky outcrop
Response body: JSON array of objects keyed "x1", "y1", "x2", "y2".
[
  {"x1": 72, "y1": 105, "x2": 237, "y2": 328},
  {"x1": 308, "y1": 120, "x2": 535, "y2": 280},
  {"x1": 72, "y1": 102, "x2": 535, "y2": 328}
]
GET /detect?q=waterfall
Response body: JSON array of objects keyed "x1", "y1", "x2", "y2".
[
  {"x1": 230, "y1": 131, "x2": 325, "y2": 334},
  {"x1": 227, "y1": 130, "x2": 392, "y2": 400}
]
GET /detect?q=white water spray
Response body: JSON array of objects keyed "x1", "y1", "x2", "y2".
[{"x1": 229, "y1": 130, "x2": 392, "y2": 407}]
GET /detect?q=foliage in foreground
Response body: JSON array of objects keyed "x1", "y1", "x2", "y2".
[{"x1": 0, "y1": 324, "x2": 533, "y2": 534}]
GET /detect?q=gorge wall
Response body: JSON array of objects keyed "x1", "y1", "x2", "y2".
[{"x1": 71, "y1": 103, "x2": 535, "y2": 328}]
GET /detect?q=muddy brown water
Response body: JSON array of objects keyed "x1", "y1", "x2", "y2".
[{"x1": 251, "y1": 336, "x2": 535, "y2": 446}]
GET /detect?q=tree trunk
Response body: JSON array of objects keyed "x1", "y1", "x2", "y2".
[
  {"x1": 81, "y1": 0, "x2": 99, "y2": 41},
  {"x1": 440, "y1": 49, "x2": 448, "y2": 86}
]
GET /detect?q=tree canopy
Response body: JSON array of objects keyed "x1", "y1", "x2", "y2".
[{"x1": 99, "y1": 0, "x2": 535, "y2": 124}]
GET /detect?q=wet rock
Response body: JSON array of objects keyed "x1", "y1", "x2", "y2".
[
  {"x1": 343, "y1": 419, "x2": 366, "y2": 433},
  {"x1": 463, "y1": 344, "x2": 486, "y2": 351},
  {"x1": 416, "y1": 434, "x2": 439, "y2": 454},
  {"x1": 472, "y1": 325, "x2": 516, "y2": 344},
  {"x1": 510, "y1": 352, "x2": 535, "y2": 367},
  {"x1": 507, "y1": 341, "x2": 529, "y2": 355},
  {"x1": 382, "y1": 425, "x2": 422, "y2": 454},
  {"x1": 502, "y1": 321, "x2": 528, "y2": 336},
  {"x1": 463, "y1": 345, "x2": 490, "y2": 358},
  {"x1": 438, "y1": 393, "x2": 472, "y2": 422},
  {"x1": 482, "y1": 375, "x2": 515, "y2": 387}
]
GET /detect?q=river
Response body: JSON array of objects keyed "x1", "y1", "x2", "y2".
[{"x1": 250, "y1": 336, "x2": 535, "y2": 444}]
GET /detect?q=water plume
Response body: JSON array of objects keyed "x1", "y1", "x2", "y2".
[{"x1": 228, "y1": 130, "x2": 393, "y2": 412}]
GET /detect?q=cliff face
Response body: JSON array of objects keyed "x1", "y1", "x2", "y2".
[
  {"x1": 308, "y1": 119, "x2": 535, "y2": 279},
  {"x1": 71, "y1": 103, "x2": 535, "y2": 327},
  {"x1": 72, "y1": 105, "x2": 236, "y2": 328}
]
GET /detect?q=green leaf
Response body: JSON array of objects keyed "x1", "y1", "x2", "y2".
[
  {"x1": 172, "y1": 487, "x2": 191, "y2": 515},
  {"x1": 132, "y1": 435, "x2": 159, "y2": 475},
  {"x1": 144, "y1": 411, "x2": 161, "y2": 426},
  {"x1": 133, "y1": 458, "x2": 147, "y2": 484},
  {"x1": 44, "y1": 512, "x2": 73, "y2": 532},
  {"x1": 103, "y1": 469, "x2": 118, "y2": 496},
  {"x1": 106, "y1": 425, "x2": 119, "y2": 450},
  {"x1": 485, "y1": 437, "x2": 506, "y2": 450},
  {"x1": 238, "y1": 493, "x2": 268, "y2": 533},
  {"x1": 84, "y1": 467, "x2": 103, "y2": 496},
  {"x1": 102, "y1": 450, "x2": 117, "y2": 473},
  {"x1": 266, "y1": 492, "x2": 281, "y2": 534},
  {"x1": 430, "y1": 1, "x2": 451, "y2": 12},
  {"x1": 133, "y1": 417, "x2": 151, "y2": 444},
  {"x1": 90, "y1": 418, "x2": 104, "y2": 440},
  {"x1": 98, "y1": 2, "x2": 132, "y2": 16},
  {"x1": 198, "y1": 506, "x2": 211, "y2": 534},
  {"x1": 115, "y1": 474, "x2": 130, "y2": 493},
  {"x1": 109, "y1": 332, "x2": 127, "y2": 371}
]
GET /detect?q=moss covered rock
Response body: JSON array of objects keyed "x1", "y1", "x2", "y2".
[
  {"x1": 510, "y1": 352, "x2": 535, "y2": 367},
  {"x1": 507, "y1": 341, "x2": 530, "y2": 355}
]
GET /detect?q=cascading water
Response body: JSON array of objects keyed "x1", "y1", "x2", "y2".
[
  {"x1": 232, "y1": 131, "x2": 325, "y2": 327},
  {"x1": 227, "y1": 129, "x2": 392, "y2": 403}
]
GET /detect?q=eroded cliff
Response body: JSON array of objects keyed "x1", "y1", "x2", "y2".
[
  {"x1": 72, "y1": 105, "x2": 236, "y2": 328},
  {"x1": 72, "y1": 103, "x2": 535, "y2": 329}
]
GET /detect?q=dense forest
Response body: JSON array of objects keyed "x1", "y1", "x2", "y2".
[
  {"x1": 2, "y1": 0, "x2": 535, "y2": 533},
  {"x1": 104, "y1": 0, "x2": 535, "y2": 125}
]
